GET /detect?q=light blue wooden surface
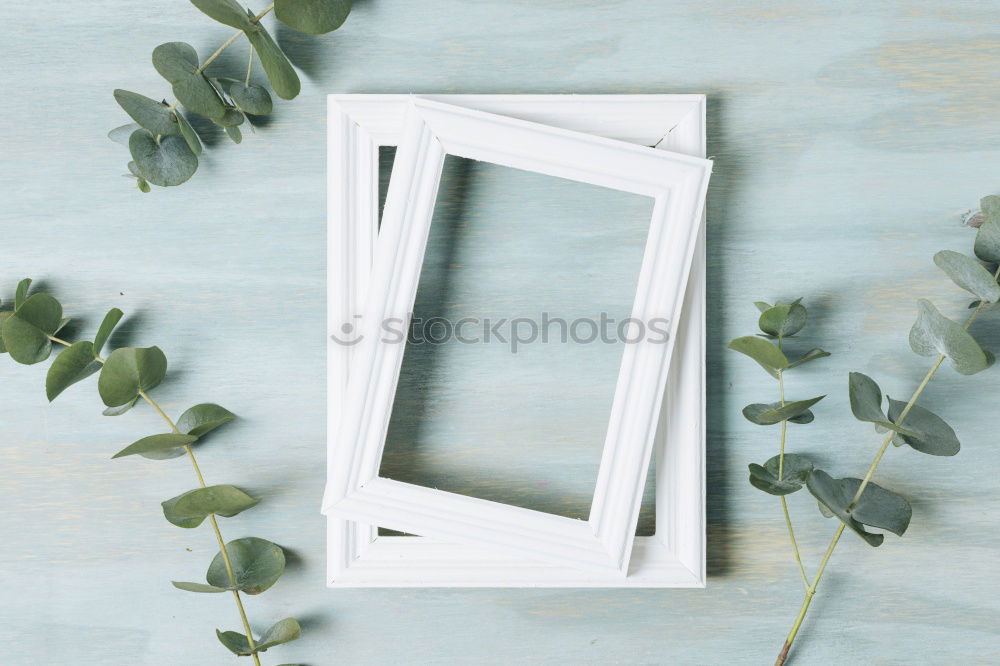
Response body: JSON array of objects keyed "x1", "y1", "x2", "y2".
[{"x1": 2, "y1": 1, "x2": 1000, "y2": 664}]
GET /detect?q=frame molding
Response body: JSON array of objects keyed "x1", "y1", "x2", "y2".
[{"x1": 326, "y1": 94, "x2": 708, "y2": 586}]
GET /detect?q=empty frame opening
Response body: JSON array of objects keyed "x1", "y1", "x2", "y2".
[{"x1": 376, "y1": 152, "x2": 657, "y2": 535}]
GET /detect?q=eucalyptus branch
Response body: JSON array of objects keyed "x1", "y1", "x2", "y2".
[
  {"x1": 111, "y1": 0, "x2": 352, "y2": 191},
  {"x1": 1, "y1": 279, "x2": 299, "y2": 662},
  {"x1": 731, "y1": 194, "x2": 1000, "y2": 664}
]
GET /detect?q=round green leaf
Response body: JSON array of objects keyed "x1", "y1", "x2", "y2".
[
  {"x1": 225, "y1": 125, "x2": 243, "y2": 143},
  {"x1": 230, "y1": 83, "x2": 273, "y2": 115},
  {"x1": 214, "y1": 106, "x2": 245, "y2": 127},
  {"x1": 98, "y1": 346, "x2": 168, "y2": 407},
  {"x1": 94, "y1": 308, "x2": 124, "y2": 357},
  {"x1": 216, "y1": 629, "x2": 253, "y2": 656},
  {"x1": 152, "y1": 42, "x2": 226, "y2": 121},
  {"x1": 909, "y1": 299, "x2": 993, "y2": 375},
  {"x1": 748, "y1": 453, "x2": 814, "y2": 495},
  {"x1": 933, "y1": 250, "x2": 1000, "y2": 303},
  {"x1": 129, "y1": 130, "x2": 198, "y2": 187},
  {"x1": 742, "y1": 396, "x2": 823, "y2": 426},
  {"x1": 113, "y1": 90, "x2": 180, "y2": 137},
  {"x1": 245, "y1": 22, "x2": 301, "y2": 100},
  {"x1": 758, "y1": 300, "x2": 807, "y2": 339},
  {"x1": 112, "y1": 433, "x2": 197, "y2": 459},
  {"x1": 206, "y1": 537, "x2": 285, "y2": 595},
  {"x1": 109, "y1": 123, "x2": 142, "y2": 146},
  {"x1": 162, "y1": 484, "x2": 259, "y2": 528},
  {"x1": 806, "y1": 470, "x2": 912, "y2": 546},
  {"x1": 46, "y1": 341, "x2": 100, "y2": 401},
  {"x1": 848, "y1": 372, "x2": 919, "y2": 437},
  {"x1": 15, "y1": 278, "x2": 32, "y2": 309},
  {"x1": 190, "y1": 0, "x2": 257, "y2": 31},
  {"x1": 1, "y1": 293, "x2": 63, "y2": 364},
  {"x1": 172, "y1": 581, "x2": 227, "y2": 593},
  {"x1": 177, "y1": 403, "x2": 236, "y2": 437},
  {"x1": 257, "y1": 617, "x2": 302, "y2": 652},
  {"x1": 974, "y1": 196, "x2": 1000, "y2": 263},
  {"x1": 727, "y1": 336, "x2": 788, "y2": 378},
  {"x1": 886, "y1": 397, "x2": 960, "y2": 456},
  {"x1": 275, "y1": 0, "x2": 351, "y2": 34}
]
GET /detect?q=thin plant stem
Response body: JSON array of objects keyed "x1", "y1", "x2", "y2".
[
  {"x1": 47, "y1": 337, "x2": 263, "y2": 665},
  {"x1": 775, "y1": 276, "x2": 998, "y2": 666},
  {"x1": 775, "y1": 337, "x2": 809, "y2": 590},
  {"x1": 245, "y1": 48, "x2": 255, "y2": 87},
  {"x1": 196, "y1": 30, "x2": 245, "y2": 74}
]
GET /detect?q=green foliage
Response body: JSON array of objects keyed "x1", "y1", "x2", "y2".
[
  {"x1": 974, "y1": 195, "x2": 1000, "y2": 263},
  {"x1": 728, "y1": 336, "x2": 788, "y2": 378},
  {"x1": 748, "y1": 454, "x2": 814, "y2": 495},
  {"x1": 933, "y1": 250, "x2": 1000, "y2": 303},
  {"x1": 885, "y1": 398, "x2": 960, "y2": 456},
  {"x1": 216, "y1": 629, "x2": 254, "y2": 656},
  {"x1": 786, "y1": 348, "x2": 830, "y2": 369},
  {"x1": 742, "y1": 396, "x2": 824, "y2": 426},
  {"x1": 2, "y1": 278, "x2": 300, "y2": 660},
  {"x1": 112, "y1": 0, "x2": 352, "y2": 191},
  {"x1": 98, "y1": 346, "x2": 168, "y2": 407},
  {"x1": 207, "y1": 537, "x2": 286, "y2": 594},
  {"x1": 758, "y1": 299, "x2": 807, "y2": 339},
  {"x1": 909, "y1": 299, "x2": 993, "y2": 375},
  {"x1": 162, "y1": 485, "x2": 259, "y2": 528},
  {"x1": 807, "y1": 471, "x2": 911, "y2": 547},
  {"x1": 275, "y1": 0, "x2": 352, "y2": 34},
  {"x1": 847, "y1": 372, "x2": 918, "y2": 437}
]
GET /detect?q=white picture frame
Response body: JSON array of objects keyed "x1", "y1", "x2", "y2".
[{"x1": 325, "y1": 94, "x2": 709, "y2": 586}]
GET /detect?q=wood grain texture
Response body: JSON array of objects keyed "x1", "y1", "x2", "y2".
[{"x1": 1, "y1": 0, "x2": 999, "y2": 663}]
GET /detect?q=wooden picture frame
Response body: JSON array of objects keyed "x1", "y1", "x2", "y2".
[{"x1": 325, "y1": 94, "x2": 710, "y2": 586}]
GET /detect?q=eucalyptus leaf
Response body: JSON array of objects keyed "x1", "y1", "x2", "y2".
[
  {"x1": 206, "y1": 537, "x2": 285, "y2": 595},
  {"x1": 177, "y1": 403, "x2": 236, "y2": 437},
  {"x1": 748, "y1": 453, "x2": 814, "y2": 495},
  {"x1": 172, "y1": 581, "x2": 228, "y2": 593},
  {"x1": 111, "y1": 433, "x2": 197, "y2": 459},
  {"x1": 152, "y1": 42, "x2": 226, "y2": 121},
  {"x1": 758, "y1": 301, "x2": 807, "y2": 339},
  {"x1": 128, "y1": 130, "x2": 199, "y2": 187},
  {"x1": 0, "y1": 312, "x2": 10, "y2": 354},
  {"x1": 245, "y1": 21, "x2": 301, "y2": 100},
  {"x1": 214, "y1": 107, "x2": 245, "y2": 127},
  {"x1": 786, "y1": 347, "x2": 830, "y2": 369},
  {"x1": 216, "y1": 629, "x2": 253, "y2": 656},
  {"x1": 974, "y1": 196, "x2": 1000, "y2": 263},
  {"x1": 230, "y1": 83, "x2": 273, "y2": 115},
  {"x1": 753, "y1": 301, "x2": 772, "y2": 313},
  {"x1": 109, "y1": 123, "x2": 141, "y2": 146},
  {"x1": 93, "y1": 308, "x2": 124, "y2": 357},
  {"x1": 225, "y1": 125, "x2": 243, "y2": 143},
  {"x1": 175, "y1": 111, "x2": 203, "y2": 156},
  {"x1": 98, "y1": 346, "x2": 168, "y2": 407},
  {"x1": 162, "y1": 484, "x2": 259, "y2": 528},
  {"x1": 909, "y1": 299, "x2": 992, "y2": 375},
  {"x1": 46, "y1": 341, "x2": 100, "y2": 401},
  {"x1": 113, "y1": 90, "x2": 180, "y2": 137},
  {"x1": 742, "y1": 396, "x2": 824, "y2": 426},
  {"x1": 807, "y1": 470, "x2": 912, "y2": 546},
  {"x1": 848, "y1": 372, "x2": 919, "y2": 436},
  {"x1": 275, "y1": 0, "x2": 351, "y2": 34},
  {"x1": 1, "y1": 293, "x2": 63, "y2": 364},
  {"x1": 933, "y1": 250, "x2": 1000, "y2": 303},
  {"x1": 189, "y1": 0, "x2": 257, "y2": 31},
  {"x1": 982, "y1": 195, "x2": 1000, "y2": 219},
  {"x1": 727, "y1": 336, "x2": 788, "y2": 378},
  {"x1": 257, "y1": 617, "x2": 302, "y2": 651},
  {"x1": 886, "y1": 397, "x2": 961, "y2": 456},
  {"x1": 15, "y1": 278, "x2": 31, "y2": 309},
  {"x1": 136, "y1": 178, "x2": 151, "y2": 193}
]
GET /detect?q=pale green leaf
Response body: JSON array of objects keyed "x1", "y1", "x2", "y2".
[
  {"x1": 152, "y1": 42, "x2": 226, "y2": 121},
  {"x1": 275, "y1": 0, "x2": 351, "y2": 34},
  {"x1": 175, "y1": 111, "x2": 203, "y2": 156},
  {"x1": 245, "y1": 21, "x2": 301, "y2": 100},
  {"x1": 230, "y1": 83, "x2": 273, "y2": 115},
  {"x1": 748, "y1": 453, "x2": 814, "y2": 495},
  {"x1": 129, "y1": 130, "x2": 198, "y2": 187},
  {"x1": 257, "y1": 617, "x2": 302, "y2": 651},
  {"x1": 109, "y1": 123, "x2": 142, "y2": 146},
  {"x1": 727, "y1": 336, "x2": 788, "y2": 378},
  {"x1": 113, "y1": 90, "x2": 180, "y2": 137},
  {"x1": 786, "y1": 347, "x2": 830, "y2": 369},
  {"x1": 848, "y1": 372, "x2": 919, "y2": 436},
  {"x1": 189, "y1": 0, "x2": 256, "y2": 30},
  {"x1": 807, "y1": 470, "x2": 911, "y2": 546},
  {"x1": 886, "y1": 397, "x2": 960, "y2": 456},
  {"x1": 102, "y1": 396, "x2": 138, "y2": 416},
  {"x1": 909, "y1": 299, "x2": 993, "y2": 375},
  {"x1": 974, "y1": 196, "x2": 1000, "y2": 263},
  {"x1": 225, "y1": 125, "x2": 242, "y2": 143},
  {"x1": 742, "y1": 396, "x2": 824, "y2": 426},
  {"x1": 15, "y1": 278, "x2": 31, "y2": 309},
  {"x1": 46, "y1": 341, "x2": 100, "y2": 401},
  {"x1": 206, "y1": 537, "x2": 285, "y2": 595},
  {"x1": 111, "y1": 433, "x2": 197, "y2": 459},
  {"x1": 172, "y1": 581, "x2": 228, "y2": 593},
  {"x1": 216, "y1": 629, "x2": 253, "y2": 656},
  {"x1": 933, "y1": 250, "x2": 1000, "y2": 302},
  {"x1": 162, "y1": 485, "x2": 259, "y2": 528}
]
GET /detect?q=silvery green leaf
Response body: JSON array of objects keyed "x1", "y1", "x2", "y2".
[
  {"x1": 98, "y1": 346, "x2": 168, "y2": 407},
  {"x1": 817, "y1": 500, "x2": 834, "y2": 518},
  {"x1": 94, "y1": 308, "x2": 124, "y2": 357},
  {"x1": 230, "y1": 83, "x2": 273, "y2": 115},
  {"x1": 225, "y1": 125, "x2": 243, "y2": 143},
  {"x1": 245, "y1": 20, "x2": 301, "y2": 99},
  {"x1": 216, "y1": 629, "x2": 253, "y2": 656},
  {"x1": 127, "y1": 161, "x2": 143, "y2": 178},
  {"x1": 1, "y1": 293, "x2": 63, "y2": 364},
  {"x1": 758, "y1": 300, "x2": 807, "y2": 338},
  {"x1": 206, "y1": 537, "x2": 285, "y2": 595},
  {"x1": 102, "y1": 396, "x2": 138, "y2": 416},
  {"x1": 214, "y1": 106, "x2": 245, "y2": 127},
  {"x1": 974, "y1": 197, "x2": 1000, "y2": 263},
  {"x1": 742, "y1": 396, "x2": 824, "y2": 426},
  {"x1": 109, "y1": 123, "x2": 142, "y2": 146},
  {"x1": 753, "y1": 301, "x2": 772, "y2": 313},
  {"x1": 727, "y1": 336, "x2": 788, "y2": 378},
  {"x1": 982, "y1": 195, "x2": 1000, "y2": 219},
  {"x1": 275, "y1": 0, "x2": 351, "y2": 34},
  {"x1": 177, "y1": 403, "x2": 236, "y2": 437},
  {"x1": 909, "y1": 299, "x2": 993, "y2": 375},
  {"x1": 748, "y1": 453, "x2": 813, "y2": 495},
  {"x1": 175, "y1": 111, "x2": 203, "y2": 156},
  {"x1": 933, "y1": 250, "x2": 1000, "y2": 302},
  {"x1": 136, "y1": 178, "x2": 151, "y2": 193},
  {"x1": 172, "y1": 581, "x2": 228, "y2": 593},
  {"x1": 786, "y1": 348, "x2": 830, "y2": 369},
  {"x1": 807, "y1": 470, "x2": 911, "y2": 546},
  {"x1": 0, "y1": 312, "x2": 10, "y2": 354},
  {"x1": 111, "y1": 433, "x2": 197, "y2": 459},
  {"x1": 848, "y1": 372, "x2": 919, "y2": 436},
  {"x1": 113, "y1": 90, "x2": 180, "y2": 137},
  {"x1": 128, "y1": 130, "x2": 198, "y2": 187},
  {"x1": 189, "y1": 0, "x2": 257, "y2": 31},
  {"x1": 15, "y1": 278, "x2": 31, "y2": 309},
  {"x1": 161, "y1": 485, "x2": 259, "y2": 528},
  {"x1": 152, "y1": 42, "x2": 226, "y2": 121},
  {"x1": 46, "y1": 341, "x2": 100, "y2": 401},
  {"x1": 885, "y1": 397, "x2": 960, "y2": 456},
  {"x1": 256, "y1": 617, "x2": 302, "y2": 651}
]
